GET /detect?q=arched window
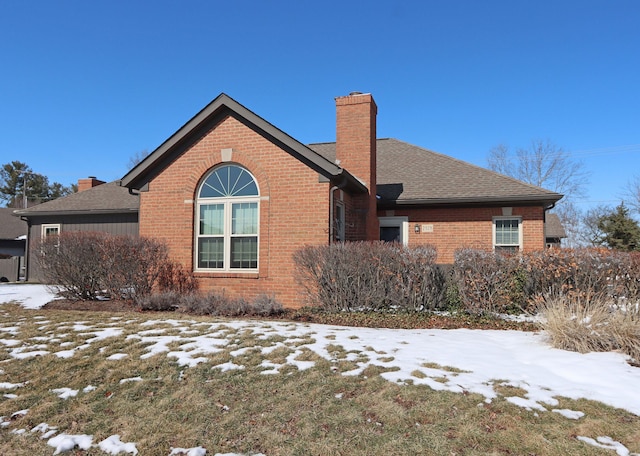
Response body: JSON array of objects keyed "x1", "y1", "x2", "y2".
[{"x1": 196, "y1": 164, "x2": 259, "y2": 271}]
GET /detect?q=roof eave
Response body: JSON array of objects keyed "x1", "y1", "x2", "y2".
[
  {"x1": 13, "y1": 209, "x2": 139, "y2": 217},
  {"x1": 120, "y1": 93, "x2": 345, "y2": 190},
  {"x1": 378, "y1": 193, "x2": 563, "y2": 209}
]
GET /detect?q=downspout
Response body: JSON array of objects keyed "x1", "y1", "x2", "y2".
[
  {"x1": 329, "y1": 175, "x2": 349, "y2": 245},
  {"x1": 20, "y1": 217, "x2": 31, "y2": 282}
]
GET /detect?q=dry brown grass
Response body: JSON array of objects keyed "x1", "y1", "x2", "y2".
[
  {"x1": 541, "y1": 296, "x2": 640, "y2": 363},
  {"x1": 0, "y1": 305, "x2": 637, "y2": 455}
]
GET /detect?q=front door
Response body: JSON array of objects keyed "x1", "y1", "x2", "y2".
[{"x1": 378, "y1": 217, "x2": 408, "y2": 245}]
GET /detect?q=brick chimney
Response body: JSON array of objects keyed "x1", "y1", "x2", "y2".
[
  {"x1": 77, "y1": 176, "x2": 105, "y2": 192},
  {"x1": 335, "y1": 92, "x2": 378, "y2": 240}
]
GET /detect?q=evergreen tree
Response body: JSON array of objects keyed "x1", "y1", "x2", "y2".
[
  {"x1": 595, "y1": 203, "x2": 640, "y2": 251},
  {"x1": 0, "y1": 161, "x2": 75, "y2": 208}
]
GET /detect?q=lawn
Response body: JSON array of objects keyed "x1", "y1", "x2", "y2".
[{"x1": 0, "y1": 285, "x2": 638, "y2": 455}]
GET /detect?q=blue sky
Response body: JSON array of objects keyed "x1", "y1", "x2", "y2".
[{"x1": 1, "y1": 1, "x2": 638, "y2": 212}]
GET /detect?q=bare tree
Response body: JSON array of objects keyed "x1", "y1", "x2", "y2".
[
  {"x1": 579, "y1": 204, "x2": 612, "y2": 246},
  {"x1": 488, "y1": 140, "x2": 588, "y2": 202},
  {"x1": 623, "y1": 176, "x2": 640, "y2": 215},
  {"x1": 487, "y1": 140, "x2": 590, "y2": 246},
  {"x1": 127, "y1": 150, "x2": 149, "y2": 170}
]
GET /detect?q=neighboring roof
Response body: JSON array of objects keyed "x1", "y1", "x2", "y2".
[
  {"x1": 120, "y1": 93, "x2": 366, "y2": 194},
  {"x1": 309, "y1": 138, "x2": 563, "y2": 207},
  {"x1": 545, "y1": 213, "x2": 567, "y2": 239},
  {"x1": 13, "y1": 181, "x2": 139, "y2": 217},
  {"x1": 0, "y1": 208, "x2": 27, "y2": 239}
]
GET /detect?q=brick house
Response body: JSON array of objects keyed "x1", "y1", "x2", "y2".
[{"x1": 121, "y1": 92, "x2": 562, "y2": 307}]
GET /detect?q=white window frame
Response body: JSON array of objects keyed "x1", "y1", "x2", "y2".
[
  {"x1": 195, "y1": 166, "x2": 260, "y2": 272},
  {"x1": 41, "y1": 224, "x2": 60, "y2": 239},
  {"x1": 493, "y1": 216, "x2": 523, "y2": 252},
  {"x1": 378, "y1": 216, "x2": 409, "y2": 246}
]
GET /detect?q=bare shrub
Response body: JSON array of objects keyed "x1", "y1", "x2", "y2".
[
  {"x1": 294, "y1": 242, "x2": 446, "y2": 312},
  {"x1": 37, "y1": 232, "x2": 108, "y2": 300},
  {"x1": 100, "y1": 235, "x2": 169, "y2": 301},
  {"x1": 251, "y1": 294, "x2": 285, "y2": 316},
  {"x1": 137, "y1": 291, "x2": 182, "y2": 312},
  {"x1": 523, "y1": 248, "x2": 628, "y2": 306},
  {"x1": 37, "y1": 231, "x2": 195, "y2": 303},
  {"x1": 452, "y1": 248, "x2": 519, "y2": 315},
  {"x1": 177, "y1": 290, "x2": 284, "y2": 317},
  {"x1": 388, "y1": 245, "x2": 447, "y2": 311},
  {"x1": 179, "y1": 290, "x2": 226, "y2": 315},
  {"x1": 616, "y1": 251, "x2": 640, "y2": 306},
  {"x1": 156, "y1": 261, "x2": 199, "y2": 295}
]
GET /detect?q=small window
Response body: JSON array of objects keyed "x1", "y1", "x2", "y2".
[
  {"x1": 41, "y1": 224, "x2": 60, "y2": 239},
  {"x1": 195, "y1": 165, "x2": 259, "y2": 271},
  {"x1": 493, "y1": 217, "x2": 522, "y2": 253}
]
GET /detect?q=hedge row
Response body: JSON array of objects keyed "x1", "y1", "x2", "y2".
[
  {"x1": 294, "y1": 242, "x2": 446, "y2": 312},
  {"x1": 294, "y1": 243, "x2": 640, "y2": 315}
]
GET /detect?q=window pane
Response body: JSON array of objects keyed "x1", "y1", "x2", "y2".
[
  {"x1": 230, "y1": 237, "x2": 257, "y2": 269},
  {"x1": 200, "y1": 204, "x2": 224, "y2": 235},
  {"x1": 199, "y1": 165, "x2": 258, "y2": 198},
  {"x1": 232, "y1": 202, "x2": 258, "y2": 235},
  {"x1": 495, "y1": 219, "x2": 519, "y2": 246},
  {"x1": 198, "y1": 238, "x2": 224, "y2": 268}
]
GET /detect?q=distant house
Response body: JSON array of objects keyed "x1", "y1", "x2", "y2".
[
  {"x1": 12, "y1": 178, "x2": 139, "y2": 281},
  {"x1": 544, "y1": 213, "x2": 567, "y2": 248},
  {"x1": 118, "y1": 92, "x2": 563, "y2": 307},
  {"x1": 0, "y1": 208, "x2": 27, "y2": 282}
]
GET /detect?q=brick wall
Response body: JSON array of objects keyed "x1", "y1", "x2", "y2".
[
  {"x1": 382, "y1": 205, "x2": 545, "y2": 263},
  {"x1": 139, "y1": 114, "x2": 330, "y2": 308}
]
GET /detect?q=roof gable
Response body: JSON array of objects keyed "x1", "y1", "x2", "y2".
[
  {"x1": 309, "y1": 138, "x2": 563, "y2": 206},
  {"x1": 13, "y1": 181, "x2": 139, "y2": 217},
  {"x1": 120, "y1": 93, "x2": 365, "y2": 193}
]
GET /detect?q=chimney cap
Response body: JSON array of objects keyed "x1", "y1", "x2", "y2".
[{"x1": 349, "y1": 91, "x2": 363, "y2": 96}]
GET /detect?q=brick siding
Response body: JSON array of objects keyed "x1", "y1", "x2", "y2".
[
  {"x1": 139, "y1": 114, "x2": 330, "y2": 308},
  {"x1": 384, "y1": 206, "x2": 545, "y2": 263}
]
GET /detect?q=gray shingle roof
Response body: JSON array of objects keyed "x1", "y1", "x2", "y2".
[
  {"x1": 0, "y1": 208, "x2": 27, "y2": 239},
  {"x1": 545, "y1": 213, "x2": 567, "y2": 239},
  {"x1": 309, "y1": 138, "x2": 563, "y2": 206},
  {"x1": 13, "y1": 181, "x2": 139, "y2": 217}
]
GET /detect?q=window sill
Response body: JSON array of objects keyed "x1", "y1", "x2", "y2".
[{"x1": 194, "y1": 271, "x2": 260, "y2": 279}]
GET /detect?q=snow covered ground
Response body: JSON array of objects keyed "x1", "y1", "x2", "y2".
[{"x1": 1, "y1": 283, "x2": 639, "y2": 455}]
